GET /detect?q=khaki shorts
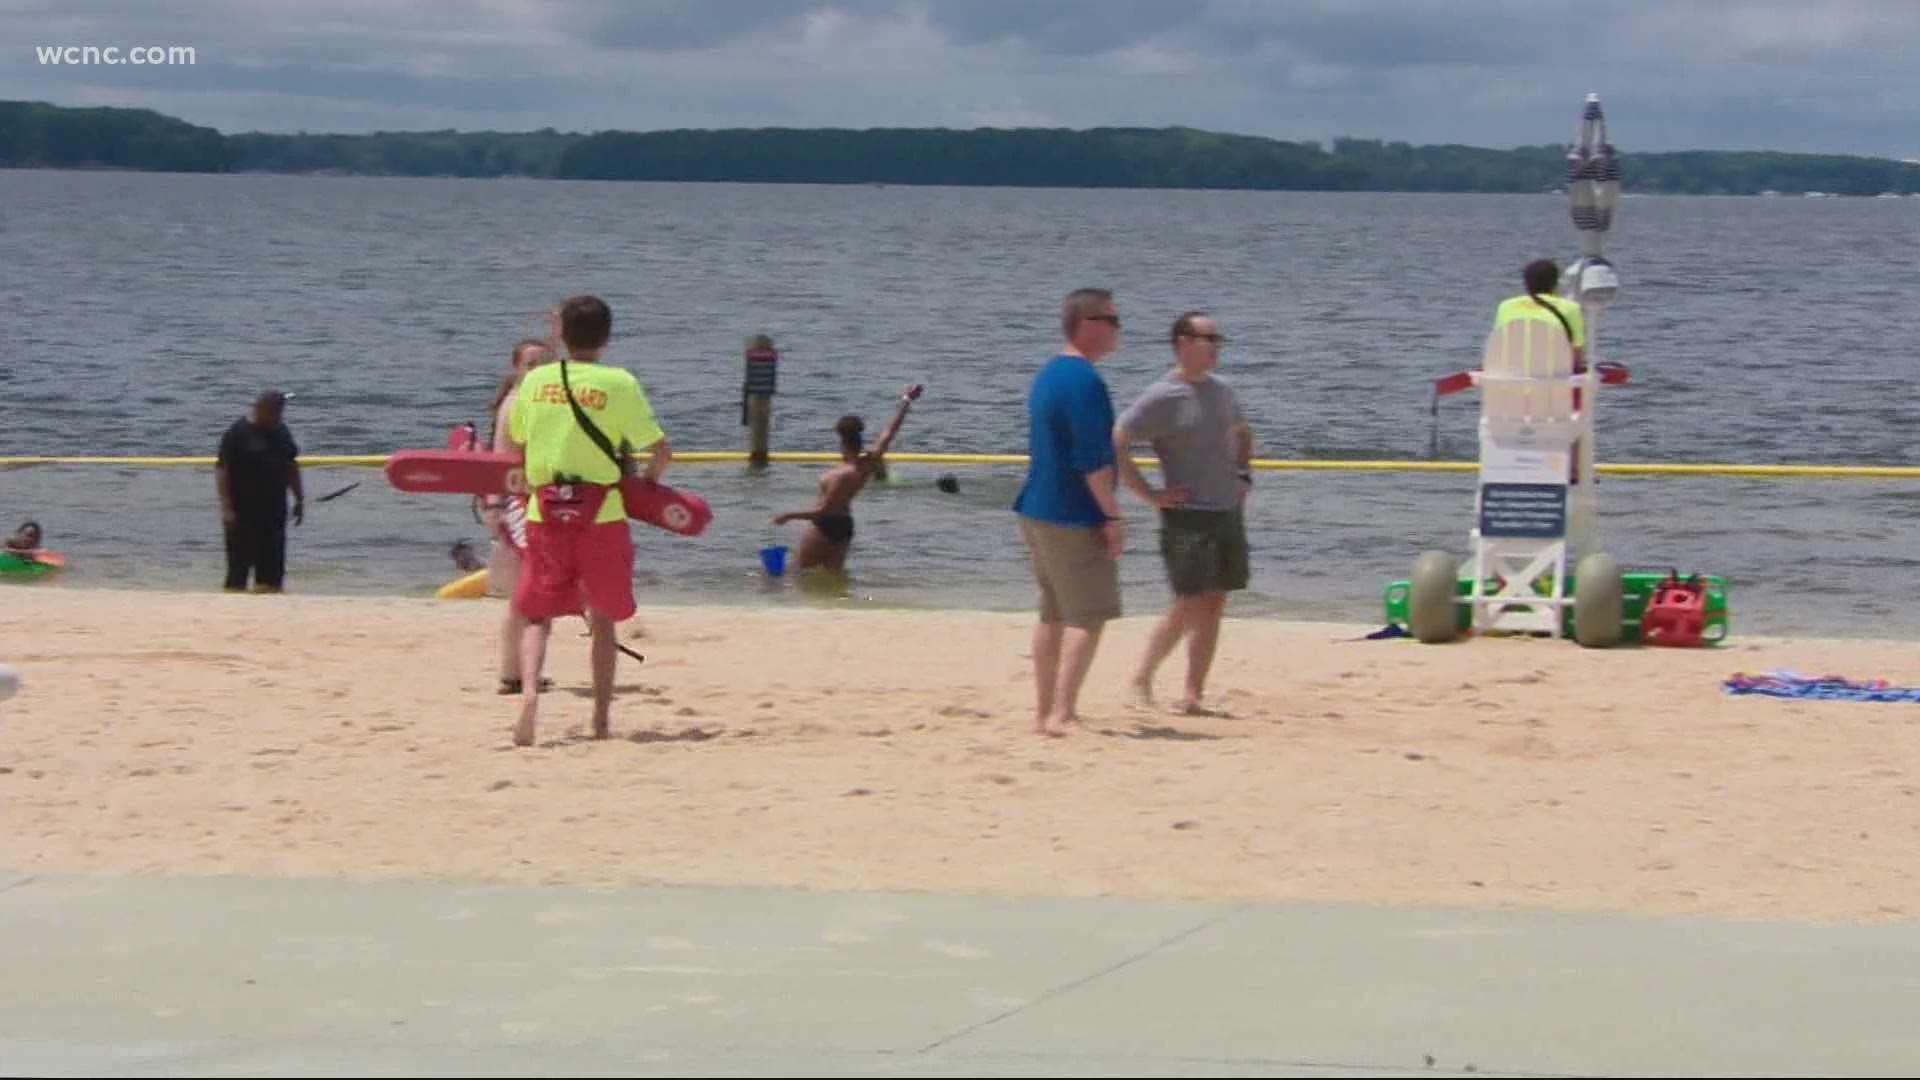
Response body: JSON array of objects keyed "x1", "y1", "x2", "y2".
[
  {"x1": 1159, "y1": 506, "x2": 1250, "y2": 597},
  {"x1": 1019, "y1": 516, "x2": 1121, "y2": 628}
]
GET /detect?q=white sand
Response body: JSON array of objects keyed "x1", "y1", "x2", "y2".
[{"x1": 4, "y1": 588, "x2": 1918, "y2": 921}]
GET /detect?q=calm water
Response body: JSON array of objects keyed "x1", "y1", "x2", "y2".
[{"x1": 3, "y1": 170, "x2": 1918, "y2": 636}]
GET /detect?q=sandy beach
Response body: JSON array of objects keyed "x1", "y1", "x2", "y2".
[{"x1": 3, "y1": 587, "x2": 1918, "y2": 922}]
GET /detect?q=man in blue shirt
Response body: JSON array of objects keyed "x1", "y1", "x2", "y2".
[{"x1": 1014, "y1": 287, "x2": 1127, "y2": 737}]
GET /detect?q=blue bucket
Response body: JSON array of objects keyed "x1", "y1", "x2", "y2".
[{"x1": 760, "y1": 544, "x2": 789, "y2": 577}]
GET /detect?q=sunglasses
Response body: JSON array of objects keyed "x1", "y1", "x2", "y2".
[
  {"x1": 1178, "y1": 332, "x2": 1228, "y2": 344},
  {"x1": 1085, "y1": 314, "x2": 1121, "y2": 327}
]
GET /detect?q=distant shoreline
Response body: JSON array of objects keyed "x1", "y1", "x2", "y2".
[
  {"x1": 8, "y1": 164, "x2": 1917, "y2": 200},
  {"x1": 7, "y1": 99, "x2": 1920, "y2": 197}
]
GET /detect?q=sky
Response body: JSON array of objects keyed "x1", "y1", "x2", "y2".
[{"x1": 4, "y1": 0, "x2": 1916, "y2": 157}]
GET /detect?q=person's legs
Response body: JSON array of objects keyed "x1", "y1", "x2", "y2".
[
  {"x1": 509, "y1": 519, "x2": 576, "y2": 747},
  {"x1": 222, "y1": 519, "x2": 251, "y2": 591},
  {"x1": 488, "y1": 543, "x2": 525, "y2": 687},
  {"x1": 1020, "y1": 517, "x2": 1066, "y2": 734},
  {"x1": 499, "y1": 612, "x2": 523, "y2": 685},
  {"x1": 586, "y1": 610, "x2": 617, "y2": 739},
  {"x1": 578, "y1": 520, "x2": 637, "y2": 739},
  {"x1": 253, "y1": 516, "x2": 287, "y2": 592},
  {"x1": 792, "y1": 524, "x2": 835, "y2": 572},
  {"x1": 747, "y1": 394, "x2": 772, "y2": 469},
  {"x1": 489, "y1": 525, "x2": 547, "y2": 691},
  {"x1": 1181, "y1": 506, "x2": 1251, "y2": 712},
  {"x1": 1138, "y1": 509, "x2": 1209, "y2": 700},
  {"x1": 497, "y1": 611, "x2": 550, "y2": 693},
  {"x1": 487, "y1": 537, "x2": 520, "y2": 598},
  {"x1": 1132, "y1": 597, "x2": 1195, "y2": 704},
  {"x1": 1031, "y1": 620, "x2": 1063, "y2": 734},
  {"x1": 1037, "y1": 521, "x2": 1122, "y2": 734},
  {"x1": 514, "y1": 614, "x2": 551, "y2": 747},
  {"x1": 1178, "y1": 592, "x2": 1228, "y2": 711},
  {"x1": 822, "y1": 538, "x2": 851, "y2": 574},
  {"x1": 1048, "y1": 622, "x2": 1106, "y2": 732}
]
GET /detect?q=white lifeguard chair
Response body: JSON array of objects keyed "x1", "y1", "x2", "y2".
[{"x1": 1405, "y1": 316, "x2": 1623, "y2": 645}]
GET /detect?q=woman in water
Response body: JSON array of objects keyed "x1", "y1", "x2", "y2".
[{"x1": 771, "y1": 384, "x2": 921, "y2": 575}]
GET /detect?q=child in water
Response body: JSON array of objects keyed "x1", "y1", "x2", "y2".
[{"x1": 5, "y1": 521, "x2": 43, "y2": 554}]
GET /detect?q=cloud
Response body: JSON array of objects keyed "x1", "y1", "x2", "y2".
[
  {"x1": 1, "y1": 0, "x2": 1915, "y2": 155},
  {"x1": 550, "y1": 0, "x2": 811, "y2": 52},
  {"x1": 920, "y1": 0, "x2": 1193, "y2": 55}
]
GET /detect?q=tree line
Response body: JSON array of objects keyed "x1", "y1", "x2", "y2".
[{"x1": 5, "y1": 100, "x2": 1916, "y2": 196}]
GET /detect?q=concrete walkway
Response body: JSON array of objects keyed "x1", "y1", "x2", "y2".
[{"x1": 0, "y1": 869, "x2": 1912, "y2": 1077}]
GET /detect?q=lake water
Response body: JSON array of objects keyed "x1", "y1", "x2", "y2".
[{"x1": 3, "y1": 170, "x2": 1918, "y2": 637}]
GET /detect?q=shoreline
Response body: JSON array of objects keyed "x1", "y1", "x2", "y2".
[
  {"x1": 8, "y1": 581, "x2": 1917, "y2": 646},
  {"x1": 5, "y1": 588, "x2": 1920, "y2": 924},
  {"x1": 6, "y1": 163, "x2": 1912, "y2": 200}
]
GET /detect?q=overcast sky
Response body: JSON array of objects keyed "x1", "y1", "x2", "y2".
[{"x1": 5, "y1": 0, "x2": 1915, "y2": 157}]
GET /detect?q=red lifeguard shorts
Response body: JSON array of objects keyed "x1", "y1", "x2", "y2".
[{"x1": 511, "y1": 484, "x2": 636, "y2": 622}]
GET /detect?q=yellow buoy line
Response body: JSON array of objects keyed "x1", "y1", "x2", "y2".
[{"x1": 1, "y1": 452, "x2": 1917, "y2": 480}]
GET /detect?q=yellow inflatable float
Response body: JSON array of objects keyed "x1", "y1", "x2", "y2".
[{"x1": 436, "y1": 568, "x2": 489, "y2": 599}]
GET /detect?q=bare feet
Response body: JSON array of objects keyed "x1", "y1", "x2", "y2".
[
  {"x1": 1035, "y1": 711, "x2": 1077, "y2": 738},
  {"x1": 590, "y1": 713, "x2": 611, "y2": 740},
  {"x1": 1171, "y1": 698, "x2": 1230, "y2": 718},
  {"x1": 1128, "y1": 674, "x2": 1155, "y2": 709}
]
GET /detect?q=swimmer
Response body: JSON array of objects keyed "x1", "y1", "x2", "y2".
[
  {"x1": 770, "y1": 384, "x2": 922, "y2": 575},
  {"x1": 450, "y1": 539, "x2": 486, "y2": 572},
  {"x1": 5, "y1": 521, "x2": 41, "y2": 554}
]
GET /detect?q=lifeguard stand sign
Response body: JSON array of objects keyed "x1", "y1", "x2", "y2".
[
  {"x1": 1465, "y1": 318, "x2": 1589, "y2": 637},
  {"x1": 1479, "y1": 450, "x2": 1569, "y2": 540}
]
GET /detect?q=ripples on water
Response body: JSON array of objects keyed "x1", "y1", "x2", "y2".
[{"x1": 3, "y1": 171, "x2": 1917, "y2": 636}]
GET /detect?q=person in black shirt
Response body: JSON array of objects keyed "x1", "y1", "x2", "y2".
[{"x1": 216, "y1": 390, "x2": 304, "y2": 592}]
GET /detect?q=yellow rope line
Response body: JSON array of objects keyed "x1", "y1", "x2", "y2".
[{"x1": 1, "y1": 452, "x2": 1916, "y2": 479}]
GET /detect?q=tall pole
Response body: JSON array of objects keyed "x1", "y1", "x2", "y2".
[{"x1": 1562, "y1": 93, "x2": 1620, "y2": 557}]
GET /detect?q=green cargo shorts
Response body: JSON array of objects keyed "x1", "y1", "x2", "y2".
[{"x1": 1158, "y1": 505, "x2": 1250, "y2": 597}]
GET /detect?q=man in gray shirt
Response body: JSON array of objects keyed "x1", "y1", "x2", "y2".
[{"x1": 1113, "y1": 311, "x2": 1253, "y2": 715}]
